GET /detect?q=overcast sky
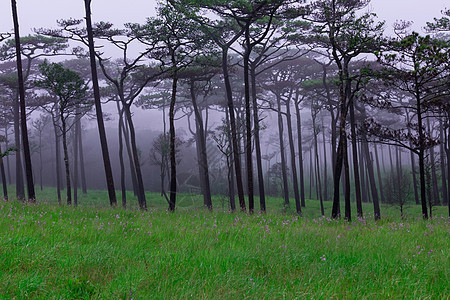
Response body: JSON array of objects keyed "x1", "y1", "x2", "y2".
[
  {"x1": 0, "y1": 0, "x2": 448, "y2": 35},
  {"x1": 0, "y1": 0, "x2": 448, "y2": 132}
]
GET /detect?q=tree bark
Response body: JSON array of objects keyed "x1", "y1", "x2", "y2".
[
  {"x1": 286, "y1": 96, "x2": 301, "y2": 215},
  {"x1": 84, "y1": 0, "x2": 117, "y2": 206},
  {"x1": 222, "y1": 48, "x2": 245, "y2": 211},
  {"x1": 294, "y1": 100, "x2": 306, "y2": 207},
  {"x1": 190, "y1": 80, "x2": 212, "y2": 210},
  {"x1": 117, "y1": 102, "x2": 127, "y2": 208},
  {"x1": 78, "y1": 120, "x2": 87, "y2": 194},
  {"x1": 276, "y1": 94, "x2": 289, "y2": 207},
  {"x1": 61, "y1": 119, "x2": 71, "y2": 205},
  {"x1": 349, "y1": 97, "x2": 362, "y2": 217},
  {"x1": 0, "y1": 144, "x2": 8, "y2": 200}
]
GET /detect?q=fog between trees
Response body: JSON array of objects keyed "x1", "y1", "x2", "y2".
[{"x1": 1, "y1": 0, "x2": 449, "y2": 220}]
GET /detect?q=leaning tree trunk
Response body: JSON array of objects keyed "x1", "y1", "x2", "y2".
[
  {"x1": 122, "y1": 116, "x2": 138, "y2": 196},
  {"x1": 225, "y1": 107, "x2": 236, "y2": 212},
  {"x1": 84, "y1": 0, "x2": 117, "y2": 206},
  {"x1": 362, "y1": 132, "x2": 380, "y2": 219},
  {"x1": 123, "y1": 104, "x2": 147, "y2": 210}
]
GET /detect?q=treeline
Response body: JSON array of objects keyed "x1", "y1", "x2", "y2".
[{"x1": 0, "y1": 0, "x2": 449, "y2": 220}]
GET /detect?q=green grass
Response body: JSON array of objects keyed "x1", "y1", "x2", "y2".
[{"x1": 0, "y1": 187, "x2": 449, "y2": 298}]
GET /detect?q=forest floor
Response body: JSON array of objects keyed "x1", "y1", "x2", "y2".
[{"x1": 0, "y1": 187, "x2": 449, "y2": 298}]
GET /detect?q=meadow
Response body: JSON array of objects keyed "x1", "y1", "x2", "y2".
[{"x1": 0, "y1": 187, "x2": 449, "y2": 299}]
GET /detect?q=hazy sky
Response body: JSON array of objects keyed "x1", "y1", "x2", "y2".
[
  {"x1": 0, "y1": 0, "x2": 448, "y2": 132},
  {"x1": 0, "y1": 0, "x2": 448, "y2": 35}
]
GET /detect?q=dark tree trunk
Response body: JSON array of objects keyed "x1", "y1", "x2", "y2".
[
  {"x1": 84, "y1": 0, "x2": 117, "y2": 206},
  {"x1": 78, "y1": 120, "x2": 87, "y2": 194},
  {"x1": 321, "y1": 117, "x2": 328, "y2": 202},
  {"x1": 276, "y1": 94, "x2": 289, "y2": 207},
  {"x1": 440, "y1": 119, "x2": 448, "y2": 206},
  {"x1": 362, "y1": 133, "x2": 380, "y2": 219},
  {"x1": 73, "y1": 115, "x2": 80, "y2": 206},
  {"x1": 53, "y1": 114, "x2": 62, "y2": 204},
  {"x1": 5, "y1": 127, "x2": 12, "y2": 185},
  {"x1": 117, "y1": 102, "x2": 127, "y2": 208},
  {"x1": 395, "y1": 146, "x2": 403, "y2": 207},
  {"x1": 250, "y1": 63, "x2": 266, "y2": 212},
  {"x1": 309, "y1": 147, "x2": 313, "y2": 200},
  {"x1": 349, "y1": 97, "x2": 362, "y2": 217},
  {"x1": 0, "y1": 144, "x2": 8, "y2": 200},
  {"x1": 11, "y1": 0, "x2": 34, "y2": 202},
  {"x1": 225, "y1": 107, "x2": 236, "y2": 212},
  {"x1": 122, "y1": 116, "x2": 138, "y2": 196},
  {"x1": 61, "y1": 119, "x2": 71, "y2": 205},
  {"x1": 123, "y1": 104, "x2": 147, "y2": 210},
  {"x1": 359, "y1": 141, "x2": 369, "y2": 203},
  {"x1": 222, "y1": 48, "x2": 245, "y2": 211},
  {"x1": 373, "y1": 144, "x2": 385, "y2": 204},
  {"x1": 294, "y1": 100, "x2": 306, "y2": 207},
  {"x1": 416, "y1": 95, "x2": 428, "y2": 219},
  {"x1": 427, "y1": 118, "x2": 440, "y2": 206},
  {"x1": 312, "y1": 111, "x2": 324, "y2": 216},
  {"x1": 190, "y1": 80, "x2": 212, "y2": 210},
  {"x1": 243, "y1": 28, "x2": 254, "y2": 213},
  {"x1": 286, "y1": 97, "x2": 301, "y2": 215},
  {"x1": 168, "y1": 67, "x2": 178, "y2": 212},
  {"x1": 13, "y1": 93, "x2": 25, "y2": 199}
]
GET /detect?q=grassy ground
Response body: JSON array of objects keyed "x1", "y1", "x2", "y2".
[{"x1": 0, "y1": 187, "x2": 449, "y2": 298}]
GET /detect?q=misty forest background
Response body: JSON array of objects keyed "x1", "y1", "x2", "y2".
[{"x1": 1, "y1": 0, "x2": 450, "y2": 221}]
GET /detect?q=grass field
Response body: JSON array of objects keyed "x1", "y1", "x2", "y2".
[{"x1": 0, "y1": 187, "x2": 449, "y2": 298}]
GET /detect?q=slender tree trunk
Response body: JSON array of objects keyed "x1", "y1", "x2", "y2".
[
  {"x1": 168, "y1": 60, "x2": 178, "y2": 212},
  {"x1": 243, "y1": 29, "x2": 254, "y2": 213},
  {"x1": 11, "y1": 0, "x2": 35, "y2": 202},
  {"x1": 294, "y1": 100, "x2": 306, "y2": 207},
  {"x1": 321, "y1": 117, "x2": 328, "y2": 202},
  {"x1": 416, "y1": 95, "x2": 428, "y2": 218},
  {"x1": 349, "y1": 97, "x2": 362, "y2": 217},
  {"x1": 190, "y1": 80, "x2": 212, "y2": 210},
  {"x1": 5, "y1": 127, "x2": 12, "y2": 185},
  {"x1": 250, "y1": 63, "x2": 266, "y2": 212},
  {"x1": 73, "y1": 115, "x2": 79, "y2": 206},
  {"x1": 225, "y1": 107, "x2": 236, "y2": 212},
  {"x1": 276, "y1": 94, "x2": 289, "y2": 207},
  {"x1": 0, "y1": 144, "x2": 8, "y2": 200},
  {"x1": 222, "y1": 48, "x2": 245, "y2": 211},
  {"x1": 53, "y1": 114, "x2": 62, "y2": 204},
  {"x1": 362, "y1": 133, "x2": 380, "y2": 219},
  {"x1": 373, "y1": 144, "x2": 385, "y2": 203},
  {"x1": 358, "y1": 140, "x2": 369, "y2": 203},
  {"x1": 427, "y1": 118, "x2": 440, "y2": 206},
  {"x1": 117, "y1": 102, "x2": 127, "y2": 208},
  {"x1": 312, "y1": 111, "x2": 324, "y2": 216},
  {"x1": 84, "y1": 0, "x2": 116, "y2": 206},
  {"x1": 61, "y1": 119, "x2": 71, "y2": 205},
  {"x1": 123, "y1": 104, "x2": 147, "y2": 210},
  {"x1": 78, "y1": 120, "x2": 87, "y2": 194},
  {"x1": 13, "y1": 93, "x2": 25, "y2": 199},
  {"x1": 309, "y1": 147, "x2": 313, "y2": 200},
  {"x1": 440, "y1": 119, "x2": 448, "y2": 206},
  {"x1": 122, "y1": 116, "x2": 138, "y2": 196},
  {"x1": 286, "y1": 98, "x2": 301, "y2": 215}
]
